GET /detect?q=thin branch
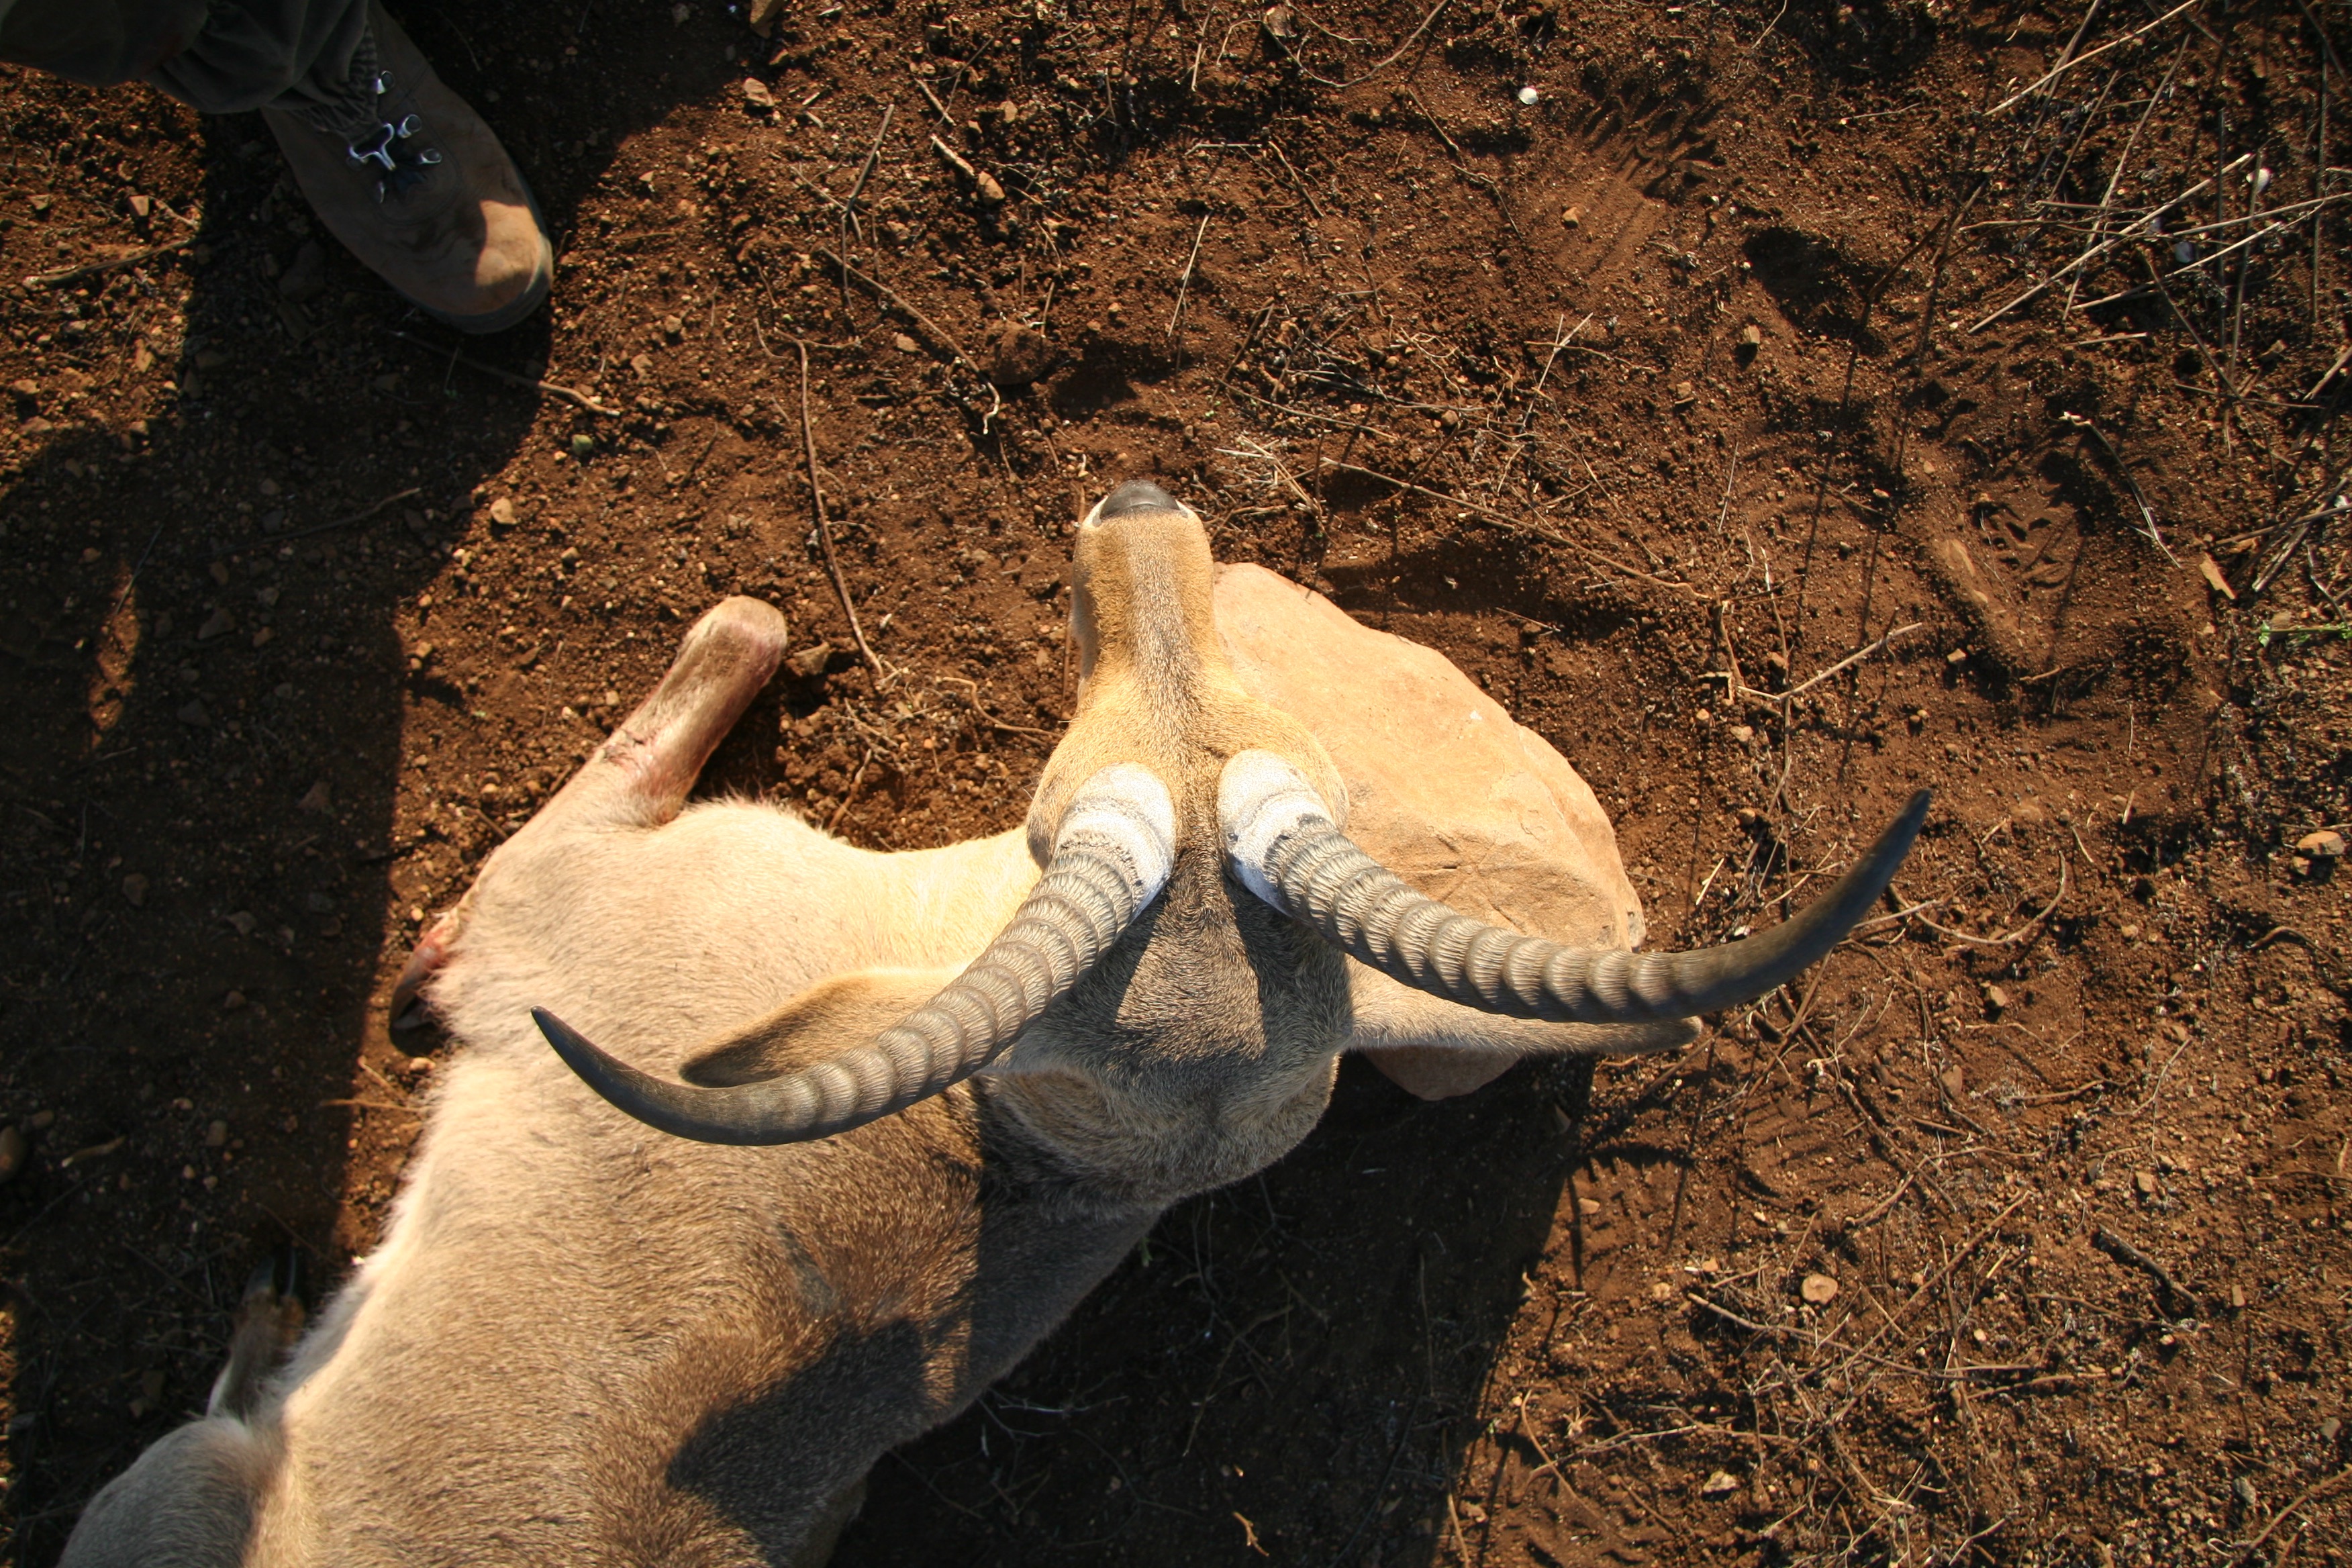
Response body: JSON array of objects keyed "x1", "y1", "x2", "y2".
[
  {"x1": 791, "y1": 338, "x2": 886, "y2": 679},
  {"x1": 384, "y1": 330, "x2": 621, "y2": 414},
  {"x1": 1168, "y1": 215, "x2": 1210, "y2": 339},
  {"x1": 1986, "y1": 0, "x2": 2204, "y2": 116},
  {"x1": 23, "y1": 234, "x2": 196, "y2": 289}
]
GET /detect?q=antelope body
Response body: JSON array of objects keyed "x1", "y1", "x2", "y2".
[{"x1": 64, "y1": 483, "x2": 1924, "y2": 1566}]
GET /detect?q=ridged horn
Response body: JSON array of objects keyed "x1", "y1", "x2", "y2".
[
  {"x1": 536, "y1": 764, "x2": 1177, "y2": 1144},
  {"x1": 1219, "y1": 750, "x2": 1927, "y2": 1024}
]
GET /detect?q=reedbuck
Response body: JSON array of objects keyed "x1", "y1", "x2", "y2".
[{"x1": 64, "y1": 482, "x2": 1925, "y2": 1565}]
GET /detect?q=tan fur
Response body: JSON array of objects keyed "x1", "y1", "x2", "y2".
[{"x1": 62, "y1": 491, "x2": 1665, "y2": 1566}]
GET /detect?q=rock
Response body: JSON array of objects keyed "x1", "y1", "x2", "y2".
[
  {"x1": 1699, "y1": 1470, "x2": 1741, "y2": 1497},
  {"x1": 1559, "y1": 205, "x2": 1583, "y2": 228},
  {"x1": 197, "y1": 607, "x2": 236, "y2": 640},
  {"x1": 629, "y1": 352, "x2": 654, "y2": 377},
  {"x1": 129, "y1": 193, "x2": 152, "y2": 219},
  {"x1": 1261, "y1": 5, "x2": 1300, "y2": 47},
  {"x1": 2198, "y1": 554, "x2": 2237, "y2": 601},
  {"x1": 662, "y1": 314, "x2": 683, "y2": 340},
  {"x1": 120, "y1": 873, "x2": 148, "y2": 908},
  {"x1": 226, "y1": 910, "x2": 257, "y2": 937},
  {"x1": 1516, "y1": 85, "x2": 1540, "y2": 105},
  {"x1": 487, "y1": 497, "x2": 517, "y2": 526},
  {"x1": 30, "y1": 1109, "x2": 53, "y2": 1131},
  {"x1": 891, "y1": 332, "x2": 921, "y2": 354},
  {"x1": 986, "y1": 325, "x2": 1059, "y2": 388},
  {"x1": 204, "y1": 1119, "x2": 228, "y2": 1148},
  {"x1": 972, "y1": 170, "x2": 1007, "y2": 207},
  {"x1": 741, "y1": 77, "x2": 777, "y2": 110},
  {"x1": 569, "y1": 433, "x2": 596, "y2": 458},
  {"x1": 1983, "y1": 983, "x2": 2010, "y2": 1015},
  {"x1": 2133, "y1": 1169, "x2": 2159, "y2": 1197},
  {"x1": 1672, "y1": 380, "x2": 1698, "y2": 406},
  {"x1": 0, "y1": 1124, "x2": 26, "y2": 1185},
  {"x1": 2296, "y1": 830, "x2": 2345, "y2": 859},
  {"x1": 788, "y1": 643, "x2": 832, "y2": 679},
  {"x1": 1800, "y1": 1273, "x2": 1839, "y2": 1305},
  {"x1": 1938, "y1": 1064, "x2": 1966, "y2": 1099},
  {"x1": 298, "y1": 780, "x2": 333, "y2": 814},
  {"x1": 1216, "y1": 565, "x2": 1675, "y2": 1101},
  {"x1": 1739, "y1": 324, "x2": 1763, "y2": 350},
  {"x1": 222, "y1": 990, "x2": 246, "y2": 1010},
  {"x1": 176, "y1": 699, "x2": 211, "y2": 727},
  {"x1": 277, "y1": 240, "x2": 327, "y2": 303},
  {"x1": 1576, "y1": 1196, "x2": 1601, "y2": 1217}
]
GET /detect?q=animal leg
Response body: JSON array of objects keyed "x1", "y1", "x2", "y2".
[
  {"x1": 208, "y1": 1249, "x2": 305, "y2": 1420},
  {"x1": 527, "y1": 595, "x2": 791, "y2": 834},
  {"x1": 384, "y1": 597, "x2": 788, "y2": 1024}
]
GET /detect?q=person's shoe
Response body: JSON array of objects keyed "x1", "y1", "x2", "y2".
[{"x1": 262, "y1": 5, "x2": 552, "y2": 334}]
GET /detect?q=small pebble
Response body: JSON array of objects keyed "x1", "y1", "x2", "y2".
[
  {"x1": 222, "y1": 990, "x2": 246, "y2": 1011},
  {"x1": 487, "y1": 497, "x2": 517, "y2": 526},
  {"x1": 204, "y1": 1120, "x2": 228, "y2": 1148},
  {"x1": 2296, "y1": 830, "x2": 2345, "y2": 859},
  {"x1": 1739, "y1": 323, "x2": 1763, "y2": 349},
  {"x1": 1800, "y1": 1273, "x2": 1839, "y2": 1305},
  {"x1": 299, "y1": 780, "x2": 333, "y2": 814},
  {"x1": 741, "y1": 77, "x2": 776, "y2": 109},
  {"x1": 1559, "y1": 205, "x2": 1583, "y2": 229},
  {"x1": 891, "y1": 332, "x2": 921, "y2": 354},
  {"x1": 120, "y1": 873, "x2": 148, "y2": 908},
  {"x1": 0, "y1": 1124, "x2": 28, "y2": 1185},
  {"x1": 569, "y1": 434, "x2": 596, "y2": 458},
  {"x1": 1699, "y1": 1470, "x2": 1741, "y2": 1497},
  {"x1": 1983, "y1": 984, "x2": 2010, "y2": 1015},
  {"x1": 1516, "y1": 86, "x2": 1540, "y2": 105}
]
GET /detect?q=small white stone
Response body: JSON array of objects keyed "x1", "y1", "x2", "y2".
[{"x1": 1516, "y1": 86, "x2": 1540, "y2": 105}]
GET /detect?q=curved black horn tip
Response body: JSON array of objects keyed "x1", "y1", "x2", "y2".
[{"x1": 534, "y1": 1007, "x2": 617, "y2": 1091}]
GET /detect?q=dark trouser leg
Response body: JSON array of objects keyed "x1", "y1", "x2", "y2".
[{"x1": 0, "y1": 0, "x2": 376, "y2": 132}]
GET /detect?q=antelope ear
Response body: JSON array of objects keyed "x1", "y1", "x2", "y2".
[
  {"x1": 680, "y1": 969, "x2": 961, "y2": 1087},
  {"x1": 1346, "y1": 967, "x2": 1698, "y2": 1101}
]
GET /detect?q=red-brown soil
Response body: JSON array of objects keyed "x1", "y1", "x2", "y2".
[{"x1": 3, "y1": 1, "x2": 2349, "y2": 1563}]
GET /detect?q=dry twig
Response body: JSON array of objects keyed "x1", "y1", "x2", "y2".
[{"x1": 790, "y1": 337, "x2": 887, "y2": 679}]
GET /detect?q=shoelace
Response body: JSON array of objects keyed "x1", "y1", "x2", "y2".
[{"x1": 344, "y1": 71, "x2": 443, "y2": 201}]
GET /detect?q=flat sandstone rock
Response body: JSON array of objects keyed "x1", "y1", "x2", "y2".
[{"x1": 1215, "y1": 564, "x2": 1694, "y2": 1099}]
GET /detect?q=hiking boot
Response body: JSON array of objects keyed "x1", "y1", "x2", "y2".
[{"x1": 262, "y1": 5, "x2": 551, "y2": 334}]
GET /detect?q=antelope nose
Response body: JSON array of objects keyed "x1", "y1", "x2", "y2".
[{"x1": 1095, "y1": 480, "x2": 1179, "y2": 519}]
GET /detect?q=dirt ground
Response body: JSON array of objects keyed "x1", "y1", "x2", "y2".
[{"x1": 3, "y1": 0, "x2": 2350, "y2": 1561}]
